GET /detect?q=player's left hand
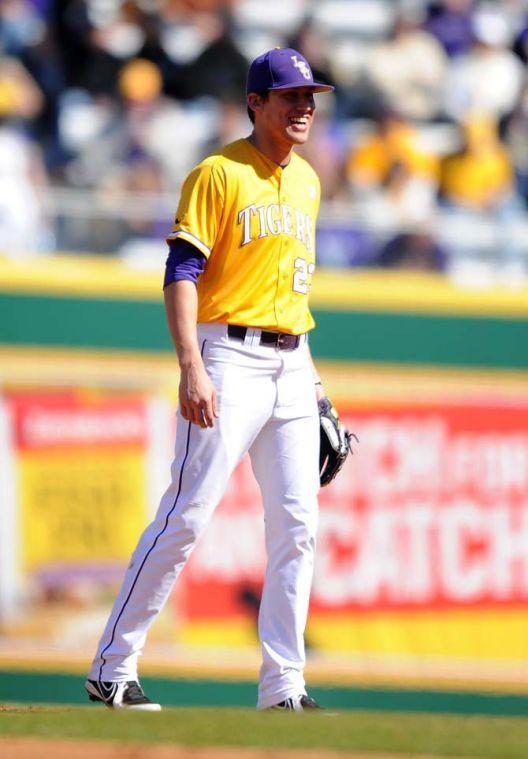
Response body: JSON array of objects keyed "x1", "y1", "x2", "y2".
[{"x1": 318, "y1": 397, "x2": 358, "y2": 487}]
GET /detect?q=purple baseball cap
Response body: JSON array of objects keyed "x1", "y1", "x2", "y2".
[{"x1": 246, "y1": 48, "x2": 334, "y2": 95}]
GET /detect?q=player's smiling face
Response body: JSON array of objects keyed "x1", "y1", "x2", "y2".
[{"x1": 255, "y1": 87, "x2": 316, "y2": 147}]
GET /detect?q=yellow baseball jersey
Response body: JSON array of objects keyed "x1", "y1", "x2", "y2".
[{"x1": 166, "y1": 138, "x2": 321, "y2": 335}]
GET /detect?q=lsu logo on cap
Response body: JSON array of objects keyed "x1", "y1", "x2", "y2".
[{"x1": 291, "y1": 55, "x2": 311, "y2": 80}]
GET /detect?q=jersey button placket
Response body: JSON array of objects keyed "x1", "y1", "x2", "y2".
[{"x1": 276, "y1": 169, "x2": 289, "y2": 328}]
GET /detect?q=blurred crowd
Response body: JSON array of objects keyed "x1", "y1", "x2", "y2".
[{"x1": 3, "y1": 0, "x2": 528, "y2": 281}]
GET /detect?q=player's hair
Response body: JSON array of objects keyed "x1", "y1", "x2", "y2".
[{"x1": 247, "y1": 91, "x2": 269, "y2": 124}]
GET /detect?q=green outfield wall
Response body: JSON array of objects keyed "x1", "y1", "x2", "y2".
[
  {"x1": 1, "y1": 256, "x2": 528, "y2": 370},
  {"x1": 1, "y1": 291, "x2": 528, "y2": 368}
]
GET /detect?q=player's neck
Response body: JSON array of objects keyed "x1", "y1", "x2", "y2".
[{"x1": 247, "y1": 132, "x2": 293, "y2": 168}]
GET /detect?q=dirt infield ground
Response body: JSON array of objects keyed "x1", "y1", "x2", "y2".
[{"x1": 0, "y1": 738, "x2": 426, "y2": 759}]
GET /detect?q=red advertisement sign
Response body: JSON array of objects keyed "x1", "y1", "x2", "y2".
[
  {"x1": 9, "y1": 392, "x2": 147, "y2": 450},
  {"x1": 178, "y1": 401, "x2": 528, "y2": 618}
]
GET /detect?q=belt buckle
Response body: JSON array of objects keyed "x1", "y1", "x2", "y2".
[{"x1": 277, "y1": 333, "x2": 286, "y2": 349}]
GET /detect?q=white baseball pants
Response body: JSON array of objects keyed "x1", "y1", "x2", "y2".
[{"x1": 89, "y1": 322, "x2": 320, "y2": 709}]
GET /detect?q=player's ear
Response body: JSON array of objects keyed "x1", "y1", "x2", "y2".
[{"x1": 247, "y1": 92, "x2": 263, "y2": 117}]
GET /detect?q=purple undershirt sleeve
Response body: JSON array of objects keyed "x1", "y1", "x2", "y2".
[{"x1": 163, "y1": 238, "x2": 207, "y2": 289}]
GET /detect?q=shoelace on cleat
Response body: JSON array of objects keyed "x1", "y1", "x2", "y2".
[{"x1": 124, "y1": 681, "x2": 150, "y2": 703}]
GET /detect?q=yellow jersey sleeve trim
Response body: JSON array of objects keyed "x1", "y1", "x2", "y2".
[{"x1": 167, "y1": 230, "x2": 211, "y2": 259}]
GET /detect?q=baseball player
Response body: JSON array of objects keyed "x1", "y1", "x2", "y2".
[{"x1": 86, "y1": 47, "x2": 347, "y2": 712}]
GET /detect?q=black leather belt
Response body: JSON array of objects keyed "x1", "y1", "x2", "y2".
[{"x1": 227, "y1": 324, "x2": 302, "y2": 350}]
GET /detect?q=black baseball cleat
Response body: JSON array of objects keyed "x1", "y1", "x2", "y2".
[
  {"x1": 269, "y1": 694, "x2": 323, "y2": 712},
  {"x1": 85, "y1": 679, "x2": 161, "y2": 711}
]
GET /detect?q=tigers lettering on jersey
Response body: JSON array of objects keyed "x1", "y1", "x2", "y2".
[{"x1": 237, "y1": 203, "x2": 314, "y2": 252}]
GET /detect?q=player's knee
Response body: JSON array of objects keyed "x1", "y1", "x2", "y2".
[
  {"x1": 276, "y1": 521, "x2": 317, "y2": 560},
  {"x1": 179, "y1": 499, "x2": 215, "y2": 540},
  {"x1": 280, "y1": 497, "x2": 318, "y2": 536}
]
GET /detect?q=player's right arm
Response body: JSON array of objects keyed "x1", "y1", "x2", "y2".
[
  {"x1": 164, "y1": 279, "x2": 218, "y2": 429},
  {"x1": 164, "y1": 159, "x2": 225, "y2": 428}
]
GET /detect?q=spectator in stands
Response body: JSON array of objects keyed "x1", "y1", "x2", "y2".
[
  {"x1": 50, "y1": 0, "x2": 125, "y2": 96},
  {"x1": 179, "y1": 11, "x2": 248, "y2": 102},
  {"x1": 440, "y1": 115, "x2": 515, "y2": 212},
  {"x1": 347, "y1": 111, "x2": 439, "y2": 187},
  {"x1": 424, "y1": 0, "x2": 475, "y2": 58},
  {"x1": 288, "y1": 17, "x2": 336, "y2": 99},
  {"x1": 0, "y1": 0, "x2": 46, "y2": 58},
  {"x1": 366, "y1": 8, "x2": 448, "y2": 121},
  {"x1": 445, "y1": 7, "x2": 524, "y2": 122},
  {"x1": 297, "y1": 94, "x2": 348, "y2": 200},
  {"x1": 1, "y1": 0, "x2": 65, "y2": 171},
  {"x1": 125, "y1": 2, "x2": 187, "y2": 101},
  {"x1": 200, "y1": 96, "x2": 247, "y2": 158},
  {"x1": 376, "y1": 229, "x2": 447, "y2": 271},
  {"x1": 0, "y1": 52, "x2": 42, "y2": 119},
  {"x1": 513, "y1": 13, "x2": 528, "y2": 65},
  {"x1": 440, "y1": 114, "x2": 524, "y2": 279},
  {"x1": 504, "y1": 84, "x2": 528, "y2": 208},
  {"x1": 0, "y1": 54, "x2": 51, "y2": 255},
  {"x1": 116, "y1": 57, "x2": 207, "y2": 187},
  {"x1": 346, "y1": 110, "x2": 440, "y2": 230}
]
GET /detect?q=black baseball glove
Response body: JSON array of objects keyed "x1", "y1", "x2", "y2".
[{"x1": 318, "y1": 397, "x2": 358, "y2": 487}]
